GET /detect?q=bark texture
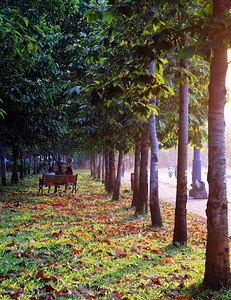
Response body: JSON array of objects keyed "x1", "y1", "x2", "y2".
[
  {"x1": 105, "y1": 151, "x2": 110, "y2": 192},
  {"x1": 203, "y1": 0, "x2": 231, "y2": 288},
  {"x1": 113, "y1": 149, "x2": 124, "y2": 201},
  {"x1": 149, "y1": 96, "x2": 162, "y2": 227},
  {"x1": 28, "y1": 154, "x2": 31, "y2": 175},
  {"x1": 173, "y1": 57, "x2": 189, "y2": 244},
  {"x1": 108, "y1": 148, "x2": 115, "y2": 193},
  {"x1": 97, "y1": 154, "x2": 101, "y2": 180},
  {"x1": 91, "y1": 155, "x2": 97, "y2": 179},
  {"x1": 136, "y1": 130, "x2": 148, "y2": 214},
  {"x1": 0, "y1": 142, "x2": 6, "y2": 186},
  {"x1": 102, "y1": 151, "x2": 105, "y2": 184},
  {"x1": 19, "y1": 149, "x2": 23, "y2": 180},
  {"x1": 11, "y1": 145, "x2": 19, "y2": 184},
  {"x1": 132, "y1": 130, "x2": 141, "y2": 208}
]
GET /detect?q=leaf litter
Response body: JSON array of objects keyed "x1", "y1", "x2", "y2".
[{"x1": 0, "y1": 171, "x2": 229, "y2": 299}]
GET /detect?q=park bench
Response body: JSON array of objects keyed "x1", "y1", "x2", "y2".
[{"x1": 39, "y1": 174, "x2": 78, "y2": 194}]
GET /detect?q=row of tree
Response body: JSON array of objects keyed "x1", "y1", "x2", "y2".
[{"x1": 1, "y1": 0, "x2": 231, "y2": 290}]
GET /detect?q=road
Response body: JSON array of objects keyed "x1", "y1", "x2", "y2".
[{"x1": 122, "y1": 168, "x2": 231, "y2": 234}]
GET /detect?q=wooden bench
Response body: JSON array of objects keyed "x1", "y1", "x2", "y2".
[{"x1": 39, "y1": 174, "x2": 78, "y2": 194}]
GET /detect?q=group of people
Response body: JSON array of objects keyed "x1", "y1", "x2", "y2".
[
  {"x1": 46, "y1": 165, "x2": 73, "y2": 176},
  {"x1": 46, "y1": 165, "x2": 74, "y2": 192}
]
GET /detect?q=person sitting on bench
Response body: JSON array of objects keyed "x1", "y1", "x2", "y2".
[
  {"x1": 55, "y1": 165, "x2": 65, "y2": 175},
  {"x1": 54, "y1": 165, "x2": 65, "y2": 192}
]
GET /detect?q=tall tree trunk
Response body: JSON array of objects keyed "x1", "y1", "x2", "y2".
[
  {"x1": 11, "y1": 145, "x2": 19, "y2": 184},
  {"x1": 91, "y1": 155, "x2": 97, "y2": 179},
  {"x1": 173, "y1": 56, "x2": 189, "y2": 245},
  {"x1": 19, "y1": 149, "x2": 23, "y2": 180},
  {"x1": 105, "y1": 150, "x2": 110, "y2": 192},
  {"x1": 97, "y1": 154, "x2": 101, "y2": 180},
  {"x1": 102, "y1": 150, "x2": 105, "y2": 184},
  {"x1": 132, "y1": 130, "x2": 141, "y2": 207},
  {"x1": 203, "y1": 0, "x2": 231, "y2": 289},
  {"x1": 48, "y1": 155, "x2": 51, "y2": 166},
  {"x1": 90, "y1": 156, "x2": 93, "y2": 177},
  {"x1": 33, "y1": 156, "x2": 36, "y2": 175},
  {"x1": 0, "y1": 142, "x2": 7, "y2": 186},
  {"x1": 23, "y1": 150, "x2": 26, "y2": 176},
  {"x1": 149, "y1": 95, "x2": 162, "y2": 227},
  {"x1": 28, "y1": 154, "x2": 31, "y2": 175},
  {"x1": 113, "y1": 149, "x2": 124, "y2": 201},
  {"x1": 43, "y1": 151, "x2": 46, "y2": 167},
  {"x1": 109, "y1": 147, "x2": 116, "y2": 193},
  {"x1": 136, "y1": 130, "x2": 148, "y2": 214},
  {"x1": 33, "y1": 156, "x2": 38, "y2": 175}
]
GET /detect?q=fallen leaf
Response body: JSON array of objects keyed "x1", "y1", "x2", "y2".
[{"x1": 160, "y1": 258, "x2": 171, "y2": 263}]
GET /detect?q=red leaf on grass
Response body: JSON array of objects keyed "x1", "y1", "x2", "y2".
[
  {"x1": 6, "y1": 242, "x2": 15, "y2": 247},
  {"x1": 36, "y1": 270, "x2": 44, "y2": 279},
  {"x1": 151, "y1": 278, "x2": 162, "y2": 285},
  {"x1": 171, "y1": 275, "x2": 184, "y2": 281},
  {"x1": 109, "y1": 291, "x2": 124, "y2": 298},
  {"x1": 116, "y1": 249, "x2": 126, "y2": 257},
  {"x1": 150, "y1": 249, "x2": 162, "y2": 253},
  {"x1": 73, "y1": 277, "x2": 80, "y2": 281},
  {"x1": 42, "y1": 284, "x2": 55, "y2": 292},
  {"x1": 160, "y1": 258, "x2": 171, "y2": 263},
  {"x1": 184, "y1": 274, "x2": 193, "y2": 279},
  {"x1": 130, "y1": 247, "x2": 139, "y2": 253},
  {"x1": 175, "y1": 294, "x2": 189, "y2": 299},
  {"x1": 181, "y1": 263, "x2": 190, "y2": 270},
  {"x1": 72, "y1": 248, "x2": 81, "y2": 254}
]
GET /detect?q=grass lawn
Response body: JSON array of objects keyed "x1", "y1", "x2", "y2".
[{"x1": 0, "y1": 170, "x2": 230, "y2": 299}]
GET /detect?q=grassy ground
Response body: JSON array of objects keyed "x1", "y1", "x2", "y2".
[{"x1": 0, "y1": 170, "x2": 230, "y2": 299}]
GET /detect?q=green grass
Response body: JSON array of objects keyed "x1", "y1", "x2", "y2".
[{"x1": 0, "y1": 171, "x2": 230, "y2": 299}]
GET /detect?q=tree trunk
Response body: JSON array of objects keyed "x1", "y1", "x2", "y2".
[
  {"x1": 90, "y1": 156, "x2": 93, "y2": 177},
  {"x1": 11, "y1": 145, "x2": 19, "y2": 184},
  {"x1": 102, "y1": 151, "x2": 105, "y2": 184},
  {"x1": 97, "y1": 154, "x2": 101, "y2": 180},
  {"x1": 23, "y1": 151, "x2": 26, "y2": 176},
  {"x1": 109, "y1": 147, "x2": 116, "y2": 193},
  {"x1": 33, "y1": 156, "x2": 36, "y2": 175},
  {"x1": 19, "y1": 149, "x2": 23, "y2": 180},
  {"x1": 173, "y1": 56, "x2": 189, "y2": 245},
  {"x1": 91, "y1": 155, "x2": 97, "y2": 179},
  {"x1": 43, "y1": 151, "x2": 46, "y2": 167},
  {"x1": 203, "y1": 0, "x2": 231, "y2": 289},
  {"x1": 33, "y1": 156, "x2": 38, "y2": 175},
  {"x1": 105, "y1": 150, "x2": 110, "y2": 192},
  {"x1": 113, "y1": 149, "x2": 124, "y2": 201},
  {"x1": 0, "y1": 142, "x2": 7, "y2": 186},
  {"x1": 136, "y1": 130, "x2": 148, "y2": 214},
  {"x1": 149, "y1": 95, "x2": 162, "y2": 227},
  {"x1": 28, "y1": 154, "x2": 31, "y2": 175},
  {"x1": 132, "y1": 130, "x2": 141, "y2": 208}
]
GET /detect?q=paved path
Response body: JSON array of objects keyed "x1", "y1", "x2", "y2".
[{"x1": 122, "y1": 168, "x2": 231, "y2": 234}]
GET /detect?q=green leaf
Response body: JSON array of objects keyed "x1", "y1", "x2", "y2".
[
  {"x1": 106, "y1": 99, "x2": 111, "y2": 107},
  {"x1": 146, "y1": 104, "x2": 158, "y2": 115},
  {"x1": 178, "y1": 49, "x2": 196, "y2": 60},
  {"x1": 23, "y1": 17, "x2": 29, "y2": 26},
  {"x1": 106, "y1": 13, "x2": 113, "y2": 24},
  {"x1": 33, "y1": 25, "x2": 44, "y2": 34}
]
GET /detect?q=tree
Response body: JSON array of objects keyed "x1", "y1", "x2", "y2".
[
  {"x1": 135, "y1": 127, "x2": 148, "y2": 215},
  {"x1": 131, "y1": 129, "x2": 141, "y2": 208},
  {"x1": 203, "y1": 0, "x2": 231, "y2": 289},
  {"x1": 173, "y1": 55, "x2": 189, "y2": 245},
  {"x1": 149, "y1": 61, "x2": 162, "y2": 227},
  {"x1": 112, "y1": 149, "x2": 124, "y2": 201}
]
